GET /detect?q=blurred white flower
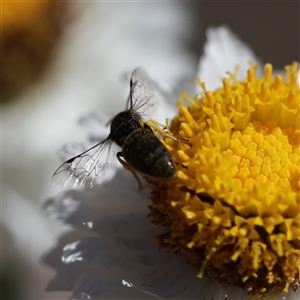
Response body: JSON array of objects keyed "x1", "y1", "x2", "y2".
[
  {"x1": 2, "y1": 2, "x2": 197, "y2": 298},
  {"x1": 196, "y1": 26, "x2": 261, "y2": 93}
]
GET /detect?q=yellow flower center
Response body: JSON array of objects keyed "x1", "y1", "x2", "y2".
[{"x1": 148, "y1": 63, "x2": 300, "y2": 298}]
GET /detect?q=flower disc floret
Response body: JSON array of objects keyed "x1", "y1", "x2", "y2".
[{"x1": 149, "y1": 63, "x2": 300, "y2": 298}]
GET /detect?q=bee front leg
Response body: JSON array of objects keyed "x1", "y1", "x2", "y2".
[
  {"x1": 117, "y1": 152, "x2": 143, "y2": 189},
  {"x1": 145, "y1": 120, "x2": 191, "y2": 145}
]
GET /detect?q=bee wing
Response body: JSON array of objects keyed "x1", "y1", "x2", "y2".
[
  {"x1": 127, "y1": 67, "x2": 159, "y2": 118},
  {"x1": 51, "y1": 138, "x2": 114, "y2": 189}
]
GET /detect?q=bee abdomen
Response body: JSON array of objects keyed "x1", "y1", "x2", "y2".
[{"x1": 122, "y1": 127, "x2": 175, "y2": 178}]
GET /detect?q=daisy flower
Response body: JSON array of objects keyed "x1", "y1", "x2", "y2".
[{"x1": 43, "y1": 27, "x2": 300, "y2": 299}]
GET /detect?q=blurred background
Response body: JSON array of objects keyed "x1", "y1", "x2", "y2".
[{"x1": 2, "y1": 1, "x2": 299, "y2": 299}]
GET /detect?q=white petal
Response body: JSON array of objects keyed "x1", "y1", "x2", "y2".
[
  {"x1": 43, "y1": 175, "x2": 149, "y2": 228},
  {"x1": 284, "y1": 290, "x2": 300, "y2": 300},
  {"x1": 197, "y1": 26, "x2": 262, "y2": 93},
  {"x1": 78, "y1": 112, "x2": 111, "y2": 143},
  {"x1": 43, "y1": 188, "x2": 251, "y2": 299},
  {"x1": 57, "y1": 142, "x2": 89, "y2": 162},
  {"x1": 153, "y1": 91, "x2": 178, "y2": 125},
  {"x1": 72, "y1": 267, "x2": 158, "y2": 299}
]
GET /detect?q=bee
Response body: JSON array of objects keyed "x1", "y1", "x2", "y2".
[{"x1": 51, "y1": 67, "x2": 176, "y2": 189}]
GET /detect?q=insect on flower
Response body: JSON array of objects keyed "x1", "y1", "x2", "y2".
[{"x1": 52, "y1": 67, "x2": 176, "y2": 189}]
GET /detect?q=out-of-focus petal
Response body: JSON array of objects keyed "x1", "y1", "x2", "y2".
[
  {"x1": 78, "y1": 113, "x2": 111, "y2": 143},
  {"x1": 197, "y1": 26, "x2": 262, "y2": 93},
  {"x1": 43, "y1": 189, "x2": 249, "y2": 299},
  {"x1": 44, "y1": 171, "x2": 150, "y2": 228}
]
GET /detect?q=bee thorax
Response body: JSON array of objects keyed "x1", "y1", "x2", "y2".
[{"x1": 110, "y1": 111, "x2": 140, "y2": 147}]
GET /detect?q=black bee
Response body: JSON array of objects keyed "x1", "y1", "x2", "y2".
[{"x1": 51, "y1": 67, "x2": 176, "y2": 189}]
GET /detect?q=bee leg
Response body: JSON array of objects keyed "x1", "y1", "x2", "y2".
[
  {"x1": 117, "y1": 152, "x2": 143, "y2": 189},
  {"x1": 145, "y1": 120, "x2": 191, "y2": 145}
]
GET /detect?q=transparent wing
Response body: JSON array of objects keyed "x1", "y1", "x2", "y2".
[
  {"x1": 51, "y1": 138, "x2": 114, "y2": 189},
  {"x1": 126, "y1": 67, "x2": 159, "y2": 118}
]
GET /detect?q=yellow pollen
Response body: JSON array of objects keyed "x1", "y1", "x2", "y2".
[
  {"x1": 264, "y1": 63, "x2": 273, "y2": 81},
  {"x1": 245, "y1": 81, "x2": 252, "y2": 95},
  {"x1": 180, "y1": 123, "x2": 194, "y2": 138},
  {"x1": 148, "y1": 63, "x2": 300, "y2": 298},
  {"x1": 223, "y1": 78, "x2": 231, "y2": 96},
  {"x1": 206, "y1": 91, "x2": 215, "y2": 107},
  {"x1": 248, "y1": 67, "x2": 256, "y2": 85},
  {"x1": 274, "y1": 74, "x2": 283, "y2": 91}
]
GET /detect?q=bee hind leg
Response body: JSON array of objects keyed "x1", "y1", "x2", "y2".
[{"x1": 117, "y1": 152, "x2": 146, "y2": 190}]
